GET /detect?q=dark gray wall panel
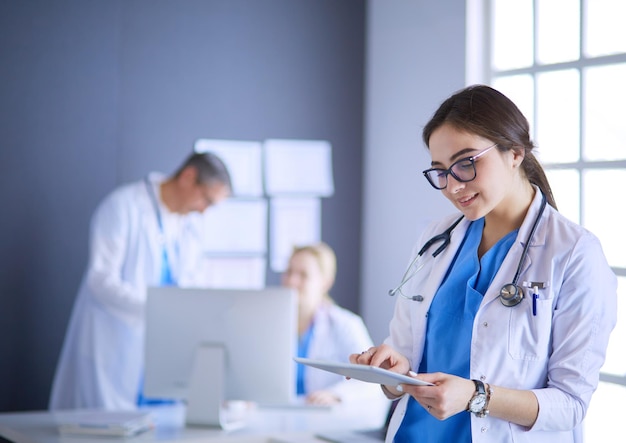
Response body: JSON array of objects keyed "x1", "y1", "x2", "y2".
[
  {"x1": 0, "y1": 0, "x2": 364, "y2": 411},
  {"x1": 0, "y1": 0, "x2": 121, "y2": 411}
]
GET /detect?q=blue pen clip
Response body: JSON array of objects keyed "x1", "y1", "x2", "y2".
[{"x1": 523, "y1": 281, "x2": 547, "y2": 317}]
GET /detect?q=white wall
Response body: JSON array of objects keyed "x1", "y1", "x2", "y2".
[{"x1": 362, "y1": 0, "x2": 468, "y2": 344}]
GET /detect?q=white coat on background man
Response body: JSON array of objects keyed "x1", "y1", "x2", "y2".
[{"x1": 49, "y1": 152, "x2": 231, "y2": 411}]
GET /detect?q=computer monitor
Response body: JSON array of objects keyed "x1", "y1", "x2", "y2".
[{"x1": 143, "y1": 286, "x2": 297, "y2": 428}]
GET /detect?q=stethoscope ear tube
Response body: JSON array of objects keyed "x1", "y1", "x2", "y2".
[{"x1": 390, "y1": 192, "x2": 547, "y2": 308}]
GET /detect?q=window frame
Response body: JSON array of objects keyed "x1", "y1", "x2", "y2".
[{"x1": 467, "y1": 0, "x2": 626, "y2": 389}]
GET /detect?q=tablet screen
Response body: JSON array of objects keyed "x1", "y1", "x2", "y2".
[{"x1": 294, "y1": 357, "x2": 433, "y2": 387}]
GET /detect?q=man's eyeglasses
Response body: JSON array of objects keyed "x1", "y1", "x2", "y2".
[{"x1": 422, "y1": 143, "x2": 497, "y2": 190}]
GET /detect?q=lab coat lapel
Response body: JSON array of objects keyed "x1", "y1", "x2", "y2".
[{"x1": 484, "y1": 187, "x2": 548, "y2": 305}]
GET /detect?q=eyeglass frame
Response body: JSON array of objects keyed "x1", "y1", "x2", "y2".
[{"x1": 422, "y1": 143, "x2": 498, "y2": 190}]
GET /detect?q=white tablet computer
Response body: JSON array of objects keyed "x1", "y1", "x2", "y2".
[{"x1": 294, "y1": 357, "x2": 433, "y2": 387}]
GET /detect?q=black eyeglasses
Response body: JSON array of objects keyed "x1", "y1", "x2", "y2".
[{"x1": 422, "y1": 144, "x2": 497, "y2": 190}]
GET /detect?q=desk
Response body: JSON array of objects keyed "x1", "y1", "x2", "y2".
[{"x1": 0, "y1": 401, "x2": 389, "y2": 443}]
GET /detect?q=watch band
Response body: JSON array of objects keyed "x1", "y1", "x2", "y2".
[{"x1": 473, "y1": 379, "x2": 486, "y2": 396}]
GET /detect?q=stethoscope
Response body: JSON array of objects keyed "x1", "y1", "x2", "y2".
[{"x1": 389, "y1": 192, "x2": 547, "y2": 308}]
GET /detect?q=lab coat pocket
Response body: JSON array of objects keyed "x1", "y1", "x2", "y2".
[{"x1": 507, "y1": 296, "x2": 553, "y2": 361}]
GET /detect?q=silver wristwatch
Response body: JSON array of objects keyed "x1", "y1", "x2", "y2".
[{"x1": 467, "y1": 379, "x2": 490, "y2": 418}]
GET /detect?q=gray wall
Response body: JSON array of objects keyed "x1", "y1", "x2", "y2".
[
  {"x1": 362, "y1": 0, "x2": 467, "y2": 344},
  {"x1": 0, "y1": 0, "x2": 469, "y2": 412},
  {"x1": 0, "y1": 0, "x2": 365, "y2": 412}
]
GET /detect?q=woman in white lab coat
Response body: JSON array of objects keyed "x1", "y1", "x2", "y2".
[
  {"x1": 49, "y1": 152, "x2": 231, "y2": 411},
  {"x1": 284, "y1": 243, "x2": 386, "y2": 407},
  {"x1": 351, "y1": 85, "x2": 617, "y2": 442}
]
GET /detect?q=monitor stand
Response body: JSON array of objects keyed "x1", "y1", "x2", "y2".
[{"x1": 185, "y1": 343, "x2": 246, "y2": 431}]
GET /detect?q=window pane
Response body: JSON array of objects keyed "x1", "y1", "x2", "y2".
[
  {"x1": 536, "y1": 70, "x2": 580, "y2": 164},
  {"x1": 599, "y1": 276, "x2": 626, "y2": 376},
  {"x1": 583, "y1": 64, "x2": 626, "y2": 161},
  {"x1": 544, "y1": 169, "x2": 579, "y2": 224},
  {"x1": 584, "y1": 380, "x2": 626, "y2": 441},
  {"x1": 536, "y1": 0, "x2": 580, "y2": 64},
  {"x1": 492, "y1": 75, "x2": 535, "y2": 139},
  {"x1": 585, "y1": 276, "x2": 625, "y2": 440},
  {"x1": 491, "y1": 0, "x2": 533, "y2": 70},
  {"x1": 583, "y1": 169, "x2": 626, "y2": 268},
  {"x1": 584, "y1": 0, "x2": 626, "y2": 57}
]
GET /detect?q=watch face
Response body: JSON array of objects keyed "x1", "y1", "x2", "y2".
[{"x1": 469, "y1": 394, "x2": 487, "y2": 412}]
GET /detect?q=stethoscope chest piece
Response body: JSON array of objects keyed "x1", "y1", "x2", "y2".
[{"x1": 499, "y1": 283, "x2": 524, "y2": 307}]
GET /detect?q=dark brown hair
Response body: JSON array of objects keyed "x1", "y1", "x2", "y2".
[{"x1": 422, "y1": 84, "x2": 557, "y2": 209}]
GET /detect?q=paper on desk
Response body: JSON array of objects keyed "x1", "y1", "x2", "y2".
[{"x1": 57, "y1": 410, "x2": 153, "y2": 437}]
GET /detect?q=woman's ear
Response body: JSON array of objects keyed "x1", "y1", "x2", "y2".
[{"x1": 512, "y1": 148, "x2": 525, "y2": 168}]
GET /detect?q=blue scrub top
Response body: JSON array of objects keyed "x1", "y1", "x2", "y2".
[
  {"x1": 394, "y1": 219, "x2": 517, "y2": 442},
  {"x1": 297, "y1": 323, "x2": 315, "y2": 395}
]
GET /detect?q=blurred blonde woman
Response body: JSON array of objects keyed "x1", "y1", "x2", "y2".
[{"x1": 283, "y1": 242, "x2": 384, "y2": 406}]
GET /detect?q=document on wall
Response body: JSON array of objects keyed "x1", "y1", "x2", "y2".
[
  {"x1": 194, "y1": 138, "x2": 263, "y2": 197},
  {"x1": 200, "y1": 199, "x2": 268, "y2": 253},
  {"x1": 200, "y1": 256, "x2": 267, "y2": 289},
  {"x1": 264, "y1": 139, "x2": 334, "y2": 197},
  {"x1": 270, "y1": 197, "x2": 321, "y2": 272}
]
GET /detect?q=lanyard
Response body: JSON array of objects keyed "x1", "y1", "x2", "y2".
[{"x1": 144, "y1": 177, "x2": 176, "y2": 286}]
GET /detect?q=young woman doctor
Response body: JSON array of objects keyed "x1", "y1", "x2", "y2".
[{"x1": 351, "y1": 85, "x2": 617, "y2": 442}]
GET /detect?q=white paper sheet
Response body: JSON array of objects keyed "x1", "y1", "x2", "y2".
[
  {"x1": 199, "y1": 256, "x2": 267, "y2": 289},
  {"x1": 194, "y1": 139, "x2": 263, "y2": 197},
  {"x1": 200, "y1": 199, "x2": 267, "y2": 253},
  {"x1": 269, "y1": 197, "x2": 321, "y2": 272},
  {"x1": 264, "y1": 139, "x2": 334, "y2": 196}
]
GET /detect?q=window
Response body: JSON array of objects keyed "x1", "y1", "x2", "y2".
[{"x1": 469, "y1": 0, "x2": 626, "y2": 440}]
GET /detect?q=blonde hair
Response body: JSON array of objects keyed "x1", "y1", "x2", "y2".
[{"x1": 291, "y1": 242, "x2": 337, "y2": 294}]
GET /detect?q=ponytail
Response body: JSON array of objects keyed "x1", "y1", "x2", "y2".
[{"x1": 521, "y1": 152, "x2": 557, "y2": 210}]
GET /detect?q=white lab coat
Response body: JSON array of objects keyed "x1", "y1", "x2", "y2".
[
  {"x1": 384, "y1": 188, "x2": 617, "y2": 443},
  {"x1": 49, "y1": 173, "x2": 205, "y2": 410},
  {"x1": 304, "y1": 301, "x2": 388, "y2": 406}
]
